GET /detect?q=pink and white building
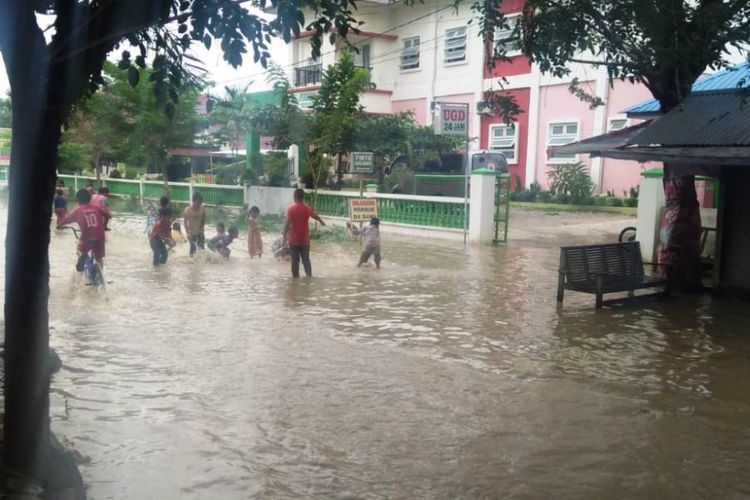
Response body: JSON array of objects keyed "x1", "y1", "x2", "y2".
[{"x1": 287, "y1": 0, "x2": 652, "y2": 194}]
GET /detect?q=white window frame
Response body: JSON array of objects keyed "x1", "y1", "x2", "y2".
[
  {"x1": 488, "y1": 123, "x2": 519, "y2": 165},
  {"x1": 400, "y1": 36, "x2": 421, "y2": 71},
  {"x1": 607, "y1": 116, "x2": 629, "y2": 132},
  {"x1": 494, "y1": 14, "x2": 521, "y2": 57},
  {"x1": 443, "y1": 27, "x2": 467, "y2": 64},
  {"x1": 546, "y1": 120, "x2": 580, "y2": 163}
]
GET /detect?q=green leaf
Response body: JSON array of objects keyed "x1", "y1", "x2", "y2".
[{"x1": 127, "y1": 66, "x2": 140, "y2": 87}]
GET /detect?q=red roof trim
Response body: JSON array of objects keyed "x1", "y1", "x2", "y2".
[
  {"x1": 292, "y1": 85, "x2": 392, "y2": 95},
  {"x1": 291, "y1": 85, "x2": 321, "y2": 93},
  {"x1": 293, "y1": 29, "x2": 398, "y2": 41}
]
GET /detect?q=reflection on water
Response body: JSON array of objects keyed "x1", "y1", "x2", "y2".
[{"x1": 5, "y1": 206, "x2": 750, "y2": 498}]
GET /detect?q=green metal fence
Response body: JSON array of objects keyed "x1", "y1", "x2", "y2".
[
  {"x1": 55, "y1": 175, "x2": 245, "y2": 207},
  {"x1": 48, "y1": 174, "x2": 466, "y2": 231},
  {"x1": 195, "y1": 185, "x2": 244, "y2": 206},
  {"x1": 105, "y1": 179, "x2": 141, "y2": 198},
  {"x1": 314, "y1": 191, "x2": 467, "y2": 229}
]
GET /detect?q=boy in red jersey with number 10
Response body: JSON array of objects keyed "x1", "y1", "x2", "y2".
[{"x1": 59, "y1": 189, "x2": 111, "y2": 271}]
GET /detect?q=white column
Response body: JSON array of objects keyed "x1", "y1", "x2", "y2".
[
  {"x1": 635, "y1": 174, "x2": 665, "y2": 263},
  {"x1": 589, "y1": 68, "x2": 609, "y2": 193},
  {"x1": 525, "y1": 68, "x2": 542, "y2": 188},
  {"x1": 469, "y1": 172, "x2": 496, "y2": 244}
]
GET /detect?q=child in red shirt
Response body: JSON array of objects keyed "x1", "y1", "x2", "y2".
[{"x1": 59, "y1": 189, "x2": 110, "y2": 271}]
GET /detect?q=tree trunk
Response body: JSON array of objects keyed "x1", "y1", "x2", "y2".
[
  {"x1": 94, "y1": 152, "x2": 102, "y2": 187},
  {"x1": 162, "y1": 163, "x2": 170, "y2": 194},
  {"x1": 4, "y1": 66, "x2": 62, "y2": 478},
  {"x1": 660, "y1": 163, "x2": 703, "y2": 291}
]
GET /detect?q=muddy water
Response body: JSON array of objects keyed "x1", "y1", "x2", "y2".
[{"x1": 8, "y1": 205, "x2": 750, "y2": 499}]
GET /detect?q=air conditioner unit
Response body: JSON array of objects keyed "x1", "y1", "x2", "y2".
[{"x1": 476, "y1": 100, "x2": 493, "y2": 115}]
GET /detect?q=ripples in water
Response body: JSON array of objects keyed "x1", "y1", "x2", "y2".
[{"x1": 11, "y1": 209, "x2": 747, "y2": 498}]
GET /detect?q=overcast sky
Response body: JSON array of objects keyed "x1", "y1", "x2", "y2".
[{"x1": 0, "y1": 11, "x2": 289, "y2": 99}]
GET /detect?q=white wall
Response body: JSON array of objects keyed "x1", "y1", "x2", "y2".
[
  {"x1": 245, "y1": 186, "x2": 297, "y2": 215},
  {"x1": 291, "y1": 0, "x2": 485, "y2": 125}
]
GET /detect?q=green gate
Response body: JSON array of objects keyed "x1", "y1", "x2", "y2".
[{"x1": 493, "y1": 174, "x2": 511, "y2": 244}]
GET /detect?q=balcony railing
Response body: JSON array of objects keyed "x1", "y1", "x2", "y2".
[
  {"x1": 294, "y1": 63, "x2": 373, "y2": 88},
  {"x1": 294, "y1": 64, "x2": 322, "y2": 87}
]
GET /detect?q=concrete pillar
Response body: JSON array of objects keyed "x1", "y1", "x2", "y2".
[
  {"x1": 635, "y1": 173, "x2": 665, "y2": 263},
  {"x1": 469, "y1": 170, "x2": 497, "y2": 244}
]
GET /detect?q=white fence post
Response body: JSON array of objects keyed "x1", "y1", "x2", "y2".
[
  {"x1": 189, "y1": 179, "x2": 194, "y2": 203},
  {"x1": 139, "y1": 178, "x2": 144, "y2": 204},
  {"x1": 469, "y1": 171, "x2": 496, "y2": 244},
  {"x1": 74, "y1": 172, "x2": 79, "y2": 192}
]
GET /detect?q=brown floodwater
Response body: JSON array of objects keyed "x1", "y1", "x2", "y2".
[{"x1": 6, "y1": 204, "x2": 750, "y2": 499}]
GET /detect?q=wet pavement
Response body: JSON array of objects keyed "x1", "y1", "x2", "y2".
[{"x1": 4, "y1": 204, "x2": 750, "y2": 499}]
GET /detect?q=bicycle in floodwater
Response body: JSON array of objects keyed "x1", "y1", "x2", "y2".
[{"x1": 60, "y1": 226, "x2": 106, "y2": 288}]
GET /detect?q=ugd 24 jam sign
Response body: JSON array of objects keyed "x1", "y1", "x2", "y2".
[{"x1": 437, "y1": 104, "x2": 468, "y2": 136}]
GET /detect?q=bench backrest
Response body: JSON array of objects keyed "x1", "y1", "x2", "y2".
[{"x1": 559, "y1": 242, "x2": 645, "y2": 284}]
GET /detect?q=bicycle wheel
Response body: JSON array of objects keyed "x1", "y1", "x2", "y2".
[{"x1": 618, "y1": 226, "x2": 637, "y2": 242}]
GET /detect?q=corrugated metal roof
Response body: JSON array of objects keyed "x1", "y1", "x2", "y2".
[
  {"x1": 631, "y1": 89, "x2": 750, "y2": 147},
  {"x1": 624, "y1": 62, "x2": 750, "y2": 115},
  {"x1": 550, "y1": 120, "x2": 652, "y2": 155}
]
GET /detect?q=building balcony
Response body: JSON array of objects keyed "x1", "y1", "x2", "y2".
[{"x1": 294, "y1": 63, "x2": 374, "y2": 88}]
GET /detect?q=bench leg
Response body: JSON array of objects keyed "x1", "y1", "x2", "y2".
[
  {"x1": 595, "y1": 276, "x2": 604, "y2": 309},
  {"x1": 557, "y1": 273, "x2": 565, "y2": 303}
]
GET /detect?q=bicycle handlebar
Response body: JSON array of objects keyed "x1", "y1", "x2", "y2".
[{"x1": 58, "y1": 225, "x2": 80, "y2": 240}]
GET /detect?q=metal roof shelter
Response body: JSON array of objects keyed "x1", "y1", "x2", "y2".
[
  {"x1": 557, "y1": 88, "x2": 750, "y2": 296},
  {"x1": 625, "y1": 62, "x2": 750, "y2": 116},
  {"x1": 556, "y1": 89, "x2": 750, "y2": 166}
]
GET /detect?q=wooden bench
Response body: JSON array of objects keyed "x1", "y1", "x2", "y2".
[{"x1": 557, "y1": 242, "x2": 669, "y2": 308}]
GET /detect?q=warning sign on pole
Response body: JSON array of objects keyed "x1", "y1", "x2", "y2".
[
  {"x1": 349, "y1": 198, "x2": 378, "y2": 222},
  {"x1": 434, "y1": 103, "x2": 469, "y2": 137}
]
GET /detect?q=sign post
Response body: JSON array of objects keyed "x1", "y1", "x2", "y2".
[
  {"x1": 349, "y1": 198, "x2": 378, "y2": 222},
  {"x1": 350, "y1": 152, "x2": 374, "y2": 174},
  {"x1": 434, "y1": 102, "x2": 470, "y2": 245}
]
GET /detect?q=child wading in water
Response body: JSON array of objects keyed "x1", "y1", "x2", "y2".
[
  {"x1": 247, "y1": 206, "x2": 263, "y2": 258},
  {"x1": 54, "y1": 189, "x2": 68, "y2": 226},
  {"x1": 150, "y1": 208, "x2": 175, "y2": 266},
  {"x1": 207, "y1": 226, "x2": 239, "y2": 258},
  {"x1": 347, "y1": 217, "x2": 382, "y2": 269}
]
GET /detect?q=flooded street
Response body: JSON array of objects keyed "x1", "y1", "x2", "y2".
[{"x1": 7, "y1": 204, "x2": 750, "y2": 498}]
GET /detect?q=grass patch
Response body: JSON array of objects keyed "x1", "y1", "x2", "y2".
[{"x1": 511, "y1": 201, "x2": 637, "y2": 216}]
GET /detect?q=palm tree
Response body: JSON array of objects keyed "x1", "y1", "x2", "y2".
[{"x1": 212, "y1": 83, "x2": 252, "y2": 160}]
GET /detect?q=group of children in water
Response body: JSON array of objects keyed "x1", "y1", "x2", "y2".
[{"x1": 56, "y1": 180, "x2": 383, "y2": 271}]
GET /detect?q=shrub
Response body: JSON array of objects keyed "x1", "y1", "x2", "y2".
[
  {"x1": 623, "y1": 197, "x2": 638, "y2": 207},
  {"x1": 546, "y1": 162, "x2": 594, "y2": 203},
  {"x1": 383, "y1": 165, "x2": 414, "y2": 193},
  {"x1": 304, "y1": 150, "x2": 332, "y2": 189},
  {"x1": 262, "y1": 152, "x2": 290, "y2": 187},
  {"x1": 109, "y1": 168, "x2": 122, "y2": 179}
]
